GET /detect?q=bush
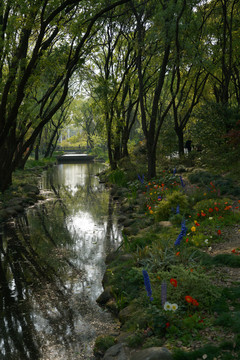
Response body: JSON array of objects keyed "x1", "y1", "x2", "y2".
[{"x1": 154, "y1": 191, "x2": 189, "y2": 221}]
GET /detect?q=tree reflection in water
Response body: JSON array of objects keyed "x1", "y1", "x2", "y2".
[{"x1": 0, "y1": 163, "x2": 122, "y2": 359}]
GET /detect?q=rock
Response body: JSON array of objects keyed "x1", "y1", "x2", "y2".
[
  {"x1": 7, "y1": 198, "x2": 24, "y2": 206},
  {"x1": 130, "y1": 347, "x2": 173, "y2": 360},
  {"x1": 106, "y1": 299, "x2": 118, "y2": 314},
  {"x1": 118, "y1": 254, "x2": 134, "y2": 262},
  {"x1": 5, "y1": 208, "x2": 18, "y2": 216},
  {"x1": 11, "y1": 205, "x2": 24, "y2": 213},
  {"x1": 118, "y1": 215, "x2": 128, "y2": 224},
  {"x1": 118, "y1": 304, "x2": 136, "y2": 324},
  {"x1": 122, "y1": 227, "x2": 138, "y2": 236},
  {"x1": 105, "y1": 251, "x2": 119, "y2": 264},
  {"x1": 96, "y1": 286, "x2": 114, "y2": 305},
  {"x1": 158, "y1": 221, "x2": 172, "y2": 227},
  {"x1": 0, "y1": 209, "x2": 8, "y2": 220},
  {"x1": 22, "y1": 184, "x2": 40, "y2": 195},
  {"x1": 122, "y1": 218, "x2": 135, "y2": 227},
  {"x1": 103, "y1": 343, "x2": 131, "y2": 360}
]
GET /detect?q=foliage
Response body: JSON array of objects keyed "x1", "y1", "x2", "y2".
[{"x1": 188, "y1": 171, "x2": 240, "y2": 197}]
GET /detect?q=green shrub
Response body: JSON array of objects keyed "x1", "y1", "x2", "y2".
[
  {"x1": 108, "y1": 169, "x2": 128, "y2": 187},
  {"x1": 153, "y1": 265, "x2": 221, "y2": 310},
  {"x1": 154, "y1": 191, "x2": 189, "y2": 221}
]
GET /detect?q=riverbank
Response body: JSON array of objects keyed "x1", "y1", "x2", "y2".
[
  {"x1": 94, "y1": 157, "x2": 240, "y2": 360},
  {"x1": 0, "y1": 158, "x2": 57, "y2": 223}
]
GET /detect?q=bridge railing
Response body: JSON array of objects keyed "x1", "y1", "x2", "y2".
[{"x1": 56, "y1": 146, "x2": 89, "y2": 152}]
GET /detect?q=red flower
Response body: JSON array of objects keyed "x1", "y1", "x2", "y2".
[
  {"x1": 201, "y1": 212, "x2": 206, "y2": 217},
  {"x1": 176, "y1": 251, "x2": 180, "y2": 256},
  {"x1": 186, "y1": 238, "x2": 189, "y2": 243},
  {"x1": 232, "y1": 249, "x2": 236, "y2": 253},
  {"x1": 209, "y1": 208, "x2": 213, "y2": 213},
  {"x1": 185, "y1": 295, "x2": 193, "y2": 303},
  {"x1": 217, "y1": 229, "x2": 222, "y2": 235},
  {"x1": 214, "y1": 207, "x2": 219, "y2": 211},
  {"x1": 166, "y1": 322, "x2": 170, "y2": 328},
  {"x1": 170, "y1": 278, "x2": 178, "y2": 287}
]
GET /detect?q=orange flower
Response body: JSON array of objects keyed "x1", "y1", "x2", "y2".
[
  {"x1": 224, "y1": 205, "x2": 232, "y2": 210},
  {"x1": 185, "y1": 295, "x2": 193, "y2": 303},
  {"x1": 214, "y1": 207, "x2": 219, "y2": 211},
  {"x1": 192, "y1": 299, "x2": 199, "y2": 306},
  {"x1": 176, "y1": 251, "x2": 180, "y2": 256},
  {"x1": 170, "y1": 278, "x2": 178, "y2": 287},
  {"x1": 201, "y1": 212, "x2": 206, "y2": 217}
]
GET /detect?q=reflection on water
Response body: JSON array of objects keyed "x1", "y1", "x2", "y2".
[{"x1": 0, "y1": 163, "x2": 122, "y2": 359}]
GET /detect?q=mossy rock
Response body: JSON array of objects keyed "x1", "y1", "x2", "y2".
[{"x1": 94, "y1": 335, "x2": 116, "y2": 358}]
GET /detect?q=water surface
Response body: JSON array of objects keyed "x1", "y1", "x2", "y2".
[{"x1": 0, "y1": 163, "x2": 121, "y2": 360}]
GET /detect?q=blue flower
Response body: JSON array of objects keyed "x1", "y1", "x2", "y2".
[
  {"x1": 176, "y1": 204, "x2": 180, "y2": 214},
  {"x1": 138, "y1": 174, "x2": 144, "y2": 185},
  {"x1": 142, "y1": 270, "x2": 153, "y2": 301},
  {"x1": 179, "y1": 175, "x2": 185, "y2": 188},
  {"x1": 173, "y1": 168, "x2": 176, "y2": 175},
  {"x1": 174, "y1": 218, "x2": 187, "y2": 246},
  {"x1": 161, "y1": 281, "x2": 167, "y2": 307}
]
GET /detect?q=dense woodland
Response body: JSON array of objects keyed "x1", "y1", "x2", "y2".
[{"x1": 0, "y1": 0, "x2": 240, "y2": 192}]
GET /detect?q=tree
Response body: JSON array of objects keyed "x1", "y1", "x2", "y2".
[
  {"x1": 169, "y1": 2, "x2": 209, "y2": 155},
  {"x1": 0, "y1": 0, "x2": 131, "y2": 192},
  {"x1": 85, "y1": 12, "x2": 139, "y2": 169},
  {"x1": 131, "y1": 0, "x2": 187, "y2": 178},
  {"x1": 204, "y1": 0, "x2": 240, "y2": 106}
]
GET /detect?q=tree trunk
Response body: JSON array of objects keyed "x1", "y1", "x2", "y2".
[
  {"x1": 122, "y1": 128, "x2": 129, "y2": 157},
  {"x1": 0, "y1": 140, "x2": 16, "y2": 192},
  {"x1": 175, "y1": 127, "x2": 184, "y2": 156},
  {"x1": 147, "y1": 141, "x2": 156, "y2": 179}
]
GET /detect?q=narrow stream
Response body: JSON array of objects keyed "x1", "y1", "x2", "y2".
[{"x1": 0, "y1": 162, "x2": 122, "y2": 360}]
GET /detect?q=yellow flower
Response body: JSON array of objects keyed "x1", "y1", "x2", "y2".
[
  {"x1": 149, "y1": 210, "x2": 154, "y2": 214},
  {"x1": 191, "y1": 226, "x2": 196, "y2": 232}
]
